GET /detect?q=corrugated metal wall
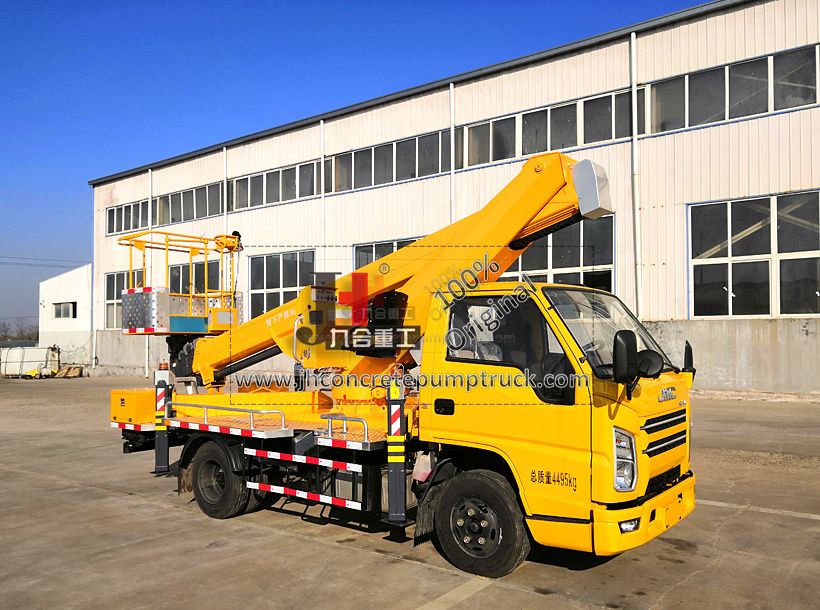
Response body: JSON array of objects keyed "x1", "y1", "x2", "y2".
[{"x1": 91, "y1": 0, "x2": 820, "y2": 367}]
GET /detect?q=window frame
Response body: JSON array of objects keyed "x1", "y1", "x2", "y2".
[
  {"x1": 688, "y1": 190, "x2": 820, "y2": 319},
  {"x1": 247, "y1": 249, "x2": 315, "y2": 319}
]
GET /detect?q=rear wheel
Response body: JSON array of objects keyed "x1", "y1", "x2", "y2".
[
  {"x1": 433, "y1": 469, "x2": 530, "y2": 577},
  {"x1": 191, "y1": 442, "x2": 249, "y2": 519}
]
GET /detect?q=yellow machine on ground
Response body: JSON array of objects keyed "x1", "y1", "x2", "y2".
[{"x1": 111, "y1": 152, "x2": 696, "y2": 577}]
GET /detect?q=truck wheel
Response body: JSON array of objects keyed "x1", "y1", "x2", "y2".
[
  {"x1": 191, "y1": 442, "x2": 249, "y2": 519},
  {"x1": 433, "y1": 469, "x2": 530, "y2": 577}
]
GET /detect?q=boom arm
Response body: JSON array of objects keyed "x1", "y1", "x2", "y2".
[{"x1": 192, "y1": 153, "x2": 611, "y2": 387}]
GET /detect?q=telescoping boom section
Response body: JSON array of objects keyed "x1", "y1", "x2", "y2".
[{"x1": 190, "y1": 153, "x2": 612, "y2": 390}]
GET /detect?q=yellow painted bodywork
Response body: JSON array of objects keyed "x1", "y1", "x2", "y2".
[
  {"x1": 110, "y1": 388, "x2": 155, "y2": 424},
  {"x1": 114, "y1": 151, "x2": 696, "y2": 556}
]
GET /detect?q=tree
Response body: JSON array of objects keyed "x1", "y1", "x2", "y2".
[
  {"x1": 13, "y1": 318, "x2": 38, "y2": 341},
  {"x1": 0, "y1": 320, "x2": 10, "y2": 340}
]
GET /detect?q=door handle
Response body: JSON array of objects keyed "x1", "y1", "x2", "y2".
[{"x1": 434, "y1": 398, "x2": 455, "y2": 415}]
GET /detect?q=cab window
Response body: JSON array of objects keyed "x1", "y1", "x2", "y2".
[{"x1": 446, "y1": 296, "x2": 574, "y2": 404}]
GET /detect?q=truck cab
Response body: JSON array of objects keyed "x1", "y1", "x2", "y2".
[{"x1": 417, "y1": 281, "x2": 695, "y2": 562}]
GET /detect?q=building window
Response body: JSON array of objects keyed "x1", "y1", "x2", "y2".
[
  {"x1": 281, "y1": 167, "x2": 297, "y2": 201},
  {"x1": 491, "y1": 117, "x2": 516, "y2": 161},
  {"x1": 105, "y1": 200, "x2": 149, "y2": 235},
  {"x1": 298, "y1": 163, "x2": 315, "y2": 197},
  {"x1": 234, "y1": 178, "x2": 249, "y2": 210},
  {"x1": 550, "y1": 103, "x2": 577, "y2": 150},
  {"x1": 374, "y1": 143, "x2": 393, "y2": 185},
  {"x1": 104, "y1": 270, "x2": 143, "y2": 329},
  {"x1": 417, "y1": 133, "x2": 439, "y2": 177},
  {"x1": 522, "y1": 109, "x2": 548, "y2": 155},
  {"x1": 468, "y1": 123, "x2": 490, "y2": 166},
  {"x1": 266, "y1": 171, "x2": 281, "y2": 204},
  {"x1": 583, "y1": 95, "x2": 612, "y2": 144},
  {"x1": 439, "y1": 127, "x2": 464, "y2": 171},
  {"x1": 773, "y1": 47, "x2": 817, "y2": 110},
  {"x1": 354, "y1": 149, "x2": 373, "y2": 189},
  {"x1": 651, "y1": 76, "x2": 685, "y2": 133},
  {"x1": 334, "y1": 153, "x2": 352, "y2": 192},
  {"x1": 728, "y1": 58, "x2": 768, "y2": 118},
  {"x1": 614, "y1": 89, "x2": 645, "y2": 138},
  {"x1": 689, "y1": 190, "x2": 820, "y2": 317},
  {"x1": 53, "y1": 302, "x2": 77, "y2": 319},
  {"x1": 169, "y1": 261, "x2": 219, "y2": 295},
  {"x1": 353, "y1": 238, "x2": 417, "y2": 269},
  {"x1": 248, "y1": 250, "x2": 314, "y2": 318},
  {"x1": 688, "y1": 67, "x2": 725, "y2": 126},
  {"x1": 395, "y1": 138, "x2": 417, "y2": 181},
  {"x1": 502, "y1": 216, "x2": 614, "y2": 291}
]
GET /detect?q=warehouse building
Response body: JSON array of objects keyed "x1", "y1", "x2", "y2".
[{"x1": 89, "y1": 0, "x2": 819, "y2": 394}]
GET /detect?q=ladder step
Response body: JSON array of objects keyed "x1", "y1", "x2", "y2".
[
  {"x1": 247, "y1": 481, "x2": 362, "y2": 511},
  {"x1": 244, "y1": 448, "x2": 363, "y2": 472}
]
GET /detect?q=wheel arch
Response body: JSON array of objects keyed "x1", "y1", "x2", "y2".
[
  {"x1": 178, "y1": 433, "x2": 245, "y2": 493},
  {"x1": 415, "y1": 442, "x2": 528, "y2": 545}
]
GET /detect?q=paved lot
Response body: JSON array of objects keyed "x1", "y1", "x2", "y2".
[{"x1": 1, "y1": 377, "x2": 819, "y2": 609}]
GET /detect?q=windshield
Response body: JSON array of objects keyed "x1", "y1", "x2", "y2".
[{"x1": 543, "y1": 287, "x2": 673, "y2": 378}]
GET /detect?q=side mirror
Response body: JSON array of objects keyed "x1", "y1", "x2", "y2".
[
  {"x1": 636, "y1": 349, "x2": 664, "y2": 378},
  {"x1": 683, "y1": 340, "x2": 696, "y2": 377},
  {"x1": 613, "y1": 330, "x2": 638, "y2": 385}
]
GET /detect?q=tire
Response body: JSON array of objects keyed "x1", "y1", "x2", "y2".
[
  {"x1": 191, "y1": 442, "x2": 249, "y2": 519},
  {"x1": 433, "y1": 469, "x2": 530, "y2": 578}
]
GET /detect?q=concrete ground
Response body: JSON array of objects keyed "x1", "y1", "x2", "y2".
[{"x1": 1, "y1": 377, "x2": 818, "y2": 610}]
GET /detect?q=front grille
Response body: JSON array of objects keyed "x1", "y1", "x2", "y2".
[
  {"x1": 646, "y1": 465, "x2": 681, "y2": 496},
  {"x1": 644, "y1": 430, "x2": 687, "y2": 456},
  {"x1": 641, "y1": 408, "x2": 686, "y2": 434}
]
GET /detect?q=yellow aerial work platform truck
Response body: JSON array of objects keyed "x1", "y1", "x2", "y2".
[{"x1": 111, "y1": 152, "x2": 696, "y2": 577}]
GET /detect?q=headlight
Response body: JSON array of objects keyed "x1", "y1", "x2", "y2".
[{"x1": 614, "y1": 428, "x2": 636, "y2": 492}]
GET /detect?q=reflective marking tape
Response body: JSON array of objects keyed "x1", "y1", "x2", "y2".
[
  {"x1": 317, "y1": 438, "x2": 364, "y2": 451},
  {"x1": 387, "y1": 455, "x2": 404, "y2": 463},
  {"x1": 110, "y1": 422, "x2": 155, "y2": 432},
  {"x1": 244, "y1": 448, "x2": 362, "y2": 473},
  {"x1": 386, "y1": 435, "x2": 405, "y2": 442},
  {"x1": 124, "y1": 327, "x2": 169, "y2": 334},
  {"x1": 124, "y1": 287, "x2": 154, "y2": 294},
  {"x1": 247, "y1": 481, "x2": 361, "y2": 511}
]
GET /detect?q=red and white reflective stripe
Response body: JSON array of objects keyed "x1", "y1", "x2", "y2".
[
  {"x1": 247, "y1": 481, "x2": 361, "y2": 511},
  {"x1": 124, "y1": 287, "x2": 153, "y2": 294},
  {"x1": 156, "y1": 386, "x2": 165, "y2": 413},
  {"x1": 244, "y1": 448, "x2": 362, "y2": 473},
  {"x1": 389, "y1": 402, "x2": 402, "y2": 435},
  {"x1": 125, "y1": 327, "x2": 168, "y2": 334},
  {"x1": 166, "y1": 419, "x2": 267, "y2": 438},
  {"x1": 317, "y1": 437, "x2": 364, "y2": 451},
  {"x1": 110, "y1": 421, "x2": 155, "y2": 431}
]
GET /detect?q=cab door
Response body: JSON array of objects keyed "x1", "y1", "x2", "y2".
[{"x1": 422, "y1": 290, "x2": 592, "y2": 522}]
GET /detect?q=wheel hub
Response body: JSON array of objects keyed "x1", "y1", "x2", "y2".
[{"x1": 450, "y1": 497, "x2": 501, "y2": 558}]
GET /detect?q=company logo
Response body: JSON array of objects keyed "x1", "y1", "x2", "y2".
[
  {"x1": 338, "y1": 272, "x2": 369, "y2": 326},
  {"x1": 658, "y1": 387, "x2": 677, "y2": 402}
]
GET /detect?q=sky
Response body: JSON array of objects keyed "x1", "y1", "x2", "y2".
[{"x1": 0, "y1": 0, "x2": 701, "y2": 323}]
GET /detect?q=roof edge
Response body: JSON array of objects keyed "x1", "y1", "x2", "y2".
[{"x1": 89, "y1": 0, "x2": 753, "y2": 187}]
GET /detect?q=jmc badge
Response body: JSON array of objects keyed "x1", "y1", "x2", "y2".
[{"x1": 658, "y1": 387, "x2": 677, "y2": 402}]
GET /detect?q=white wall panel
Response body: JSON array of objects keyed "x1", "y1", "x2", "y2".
[
  {"x1": 638, "y1": 106, "x2": 820, "y2": 320},
  {"x1": 637, "y1": 0, "x2": 820, "y2": 82},
  {"x1": 152, "y1": 150, "x2": 223, "y2": 195},
  {"x1": 454, "y1": 41, "x2": 630, "y2": 125},
  {"x1": 324, "y1": 90, "x2": 450, "y2": 154},
  {"x1": 228, "y1": 125, "x2": 321, "y2": 177}
]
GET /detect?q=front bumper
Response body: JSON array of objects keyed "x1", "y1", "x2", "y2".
[{"x1": 592, "y1": 471, "x2": 696, "y2": 555}]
